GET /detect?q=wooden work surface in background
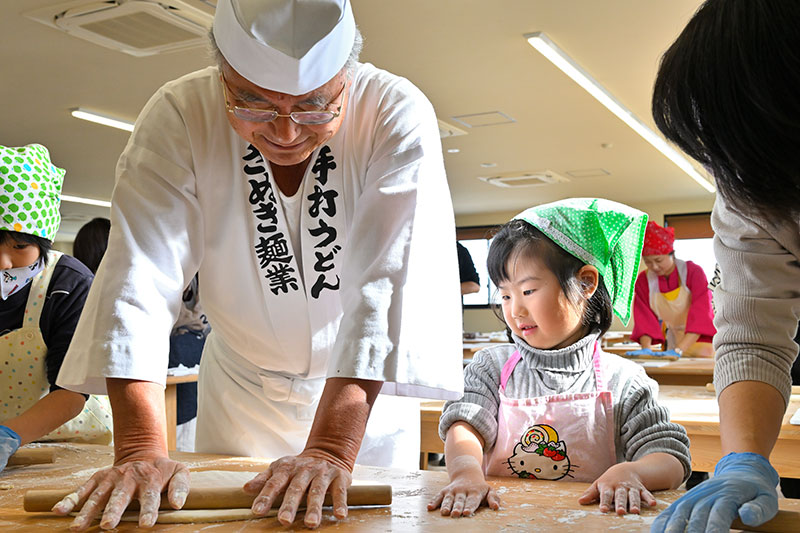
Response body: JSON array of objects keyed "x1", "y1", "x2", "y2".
[
  {"x1": 0, "y1": 443, "x2": 688, "y2": 532},
  {"x1": 638, "y1": 357, "x2": 715, "y2": 386},
  {"x1": 465, "y1": 342, "x2": 715, "y2": 386},
  {"x1": 660, "y1": 385, "x2": 800, "y2": 477}
]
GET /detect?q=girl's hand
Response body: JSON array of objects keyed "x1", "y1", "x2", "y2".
[
  {"x1": 577, "y1": 462, "x2": 657, "y2": 515},
  {"x1": 427, "y1": 470, "x2": 501, "y2": 517}
]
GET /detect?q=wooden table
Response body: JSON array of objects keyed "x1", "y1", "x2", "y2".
[
  {"x1": 421, "y1": 387, "x2": 800, "y2": 478},
  {"x1": 165, "y1": 373, "x2": 199, "y2": 451},
  {"x1": 637, "y1": 357, "x2": 714, "y2": 386},
  {"x1": 0, "y1": 443, "x2": 700, "y2": 532},
  {"x1": 467, "y1": 342, "x2": 714, "y2": 387},
  {"x1": 660, "y1": 385, "x2": 800, "y2": 477}
]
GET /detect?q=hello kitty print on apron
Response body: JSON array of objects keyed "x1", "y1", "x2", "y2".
[{"x1": 484, "y1": 343, "x2": 617, "y2": 482}]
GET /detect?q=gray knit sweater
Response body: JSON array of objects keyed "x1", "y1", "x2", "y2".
[
  {"x1": 439, "y1": 331, "x2": 691, "y2": 480},
  {"x1": 711, "y1": 193, "x2": 799, "y2": 406}
]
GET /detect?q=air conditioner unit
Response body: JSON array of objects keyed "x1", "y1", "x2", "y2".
[
  {"x1": 438, "y1": 119, "x2": 468, "y2": 139},
  {"x1": 478, "y1": 170, "x2": 570, "y2": 188},
  {"x1": 24, "y1": 0, "x2": 216, "y2": 57}
]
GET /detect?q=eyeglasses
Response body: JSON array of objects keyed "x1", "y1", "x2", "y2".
[{"x1": 220, "y1": 74, "x2": 347, "y2": 125}]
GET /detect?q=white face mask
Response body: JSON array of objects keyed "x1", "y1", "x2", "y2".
[{"x1": 1, "y1": 258, "x2": 45, "y2": 300}]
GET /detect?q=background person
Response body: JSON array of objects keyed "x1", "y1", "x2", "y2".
[
  {"x1": 0, "y1": 144, "x2": 111, "y2": 473},
  {"x1": 628, "y1": 221, "x2": 715, "y2": 358},
  {"x1": 168, "y1": 274, "x2": 209, "y2": 452},
  {"x1": 457, "y1": 242, "x2": 480, "y2": 295},
  {"x1": 650, "y1": 0, "x2": 800, "y2": 530},
  {"x1": 52, "y1": 1, "x2": 463, "y2": 530},
  {"x1": 71, "y1": 217, "x2": 110, "y2": 274}
]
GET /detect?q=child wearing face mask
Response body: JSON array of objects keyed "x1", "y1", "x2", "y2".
[
  {"x1": 0, "y1": 144, "x2": 112, "y2": 474},
  {"x1": 429, "y1": 198, "x2": 690, "y2": 518}
]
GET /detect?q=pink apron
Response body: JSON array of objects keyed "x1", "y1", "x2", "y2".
[{"x1": 484, "y1": 343, "x2": 616, "y2": 482}]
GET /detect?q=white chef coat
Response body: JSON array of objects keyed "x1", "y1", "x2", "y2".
[{"x1": 58, "y1": 63, "x2": 463, "y2": 467}]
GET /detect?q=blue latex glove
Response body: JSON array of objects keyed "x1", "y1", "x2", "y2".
[
  {"x1": 659, "y1": 349, "x2": 681, "y2": 358},
  {"x1": 625, "y1": 348, "x2": 656, "y2": 356},
  {"x1": 0, "y1": 425, "x2": 22, "y2": 473},
  {"x1": 651, "y1": 452, "x2": 779, "y2": 533}
]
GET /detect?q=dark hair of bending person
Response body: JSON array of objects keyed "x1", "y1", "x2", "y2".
[
  {"x1": 652, "y1": 0, "x2": 800, "y2": 223},
  {"x1": 72, "y1": 217, "x2": 111, "y2": 274}
]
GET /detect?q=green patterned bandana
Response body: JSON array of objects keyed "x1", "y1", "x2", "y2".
[
  {"x1": 514, "y1": 198, "x2": 648, "y2": 325},
  {"x1": 0, "y1": 144, "x2": 64, "y2": 242}
]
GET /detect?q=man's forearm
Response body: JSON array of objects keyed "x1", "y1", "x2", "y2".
[
  {"x1": 718, "y1": 380, "x2": 784, "y2": 457},
  {"x1": 106, "y1": 378, "x2": 169, "y2": 463},
  {"x1": 302, "y1": 377, "x2": 383, "y2": 471}
]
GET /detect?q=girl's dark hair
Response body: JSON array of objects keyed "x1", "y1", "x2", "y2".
[
  {"x1": 652, "y1": 0, "x2": 800, "y2": 223},
  {"x1": 72, "y1": 217, "x2": 111, "y2": 274},
  {"x1": 487, "y1": 219, "x2": 613, "y2": 339},
  {"x1": 0, "y1": 230, "x2": 53, "y2": 265}
]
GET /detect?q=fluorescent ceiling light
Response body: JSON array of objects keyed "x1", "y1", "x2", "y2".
[
  {"x1": 525, "y1": 32, "x2": 715, "y2": 193},
  {"x1": 61, "y1": 194, "x2": 111, "y2": 208},
  {"x1": 71, "y1": 108, "x2": 134, "y2": 132}
]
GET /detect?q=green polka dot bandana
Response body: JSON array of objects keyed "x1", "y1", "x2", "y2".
[
  {"x1": 514, "y1": 198, "x2": 648, "y2": 325},
  {"x1": 0, "y1": 144, "x2": 64, "y2": 242}
]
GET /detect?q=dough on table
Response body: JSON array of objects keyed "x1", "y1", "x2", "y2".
[
  {"x1": 119, "y1": 507, "x2": 271, "y2": 524},
  {"x1": 82, "y1": 470, "x2": 370, "y2": 524}
]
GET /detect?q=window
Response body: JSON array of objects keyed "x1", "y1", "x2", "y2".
[
  {"x1": 664, "y1": 212, "x2": 716, "y2": 280},
  {"x1": 457, "y1": 226, "x2": 500, "y2": 307}
]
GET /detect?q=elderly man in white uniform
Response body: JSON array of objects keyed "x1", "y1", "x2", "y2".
[{"x1": 52, "y1": 0, "x2": 463, "y2": 529}]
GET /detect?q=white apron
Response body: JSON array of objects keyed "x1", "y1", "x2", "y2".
[
  {"x1": 196, "y1": 331, "x2": 420, "y2": 468},
  {"x1": 647, "y1": 259, "x2": 714, "y2": 357},
  {"x1": 484, "y1": 343, "x2": 616, "y2": 482},
  {"x1": 195, "y1": 143, "x2": 420, "y2": 469},
  {"x1": 1, "y1": 252, "x2": 112, "y2": 444}
]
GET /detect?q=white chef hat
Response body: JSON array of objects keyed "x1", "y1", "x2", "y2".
[{"x1": 213, "y1": 0, "x2": 355, "y2": 96}]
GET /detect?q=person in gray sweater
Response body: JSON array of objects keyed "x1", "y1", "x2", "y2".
[
  {"x1": 650, "y1": 1, "x2": 800, "y2": 531},
  {"x1": 428, "y1": 199, "x2": 690, "y2": 519}
]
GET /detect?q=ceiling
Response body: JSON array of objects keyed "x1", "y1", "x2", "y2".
[{"x1": 1, "y1": 0, "x2": 711, "y2": 240}]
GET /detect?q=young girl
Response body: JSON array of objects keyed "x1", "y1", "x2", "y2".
[
  {"x1": 429, "y1": 198, "x2": 690, "y2": 518},
  {"x1": 0, "y1": 144, "x2": 112, "y2": 473}
]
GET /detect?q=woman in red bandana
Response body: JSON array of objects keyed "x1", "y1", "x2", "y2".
[{"x1": 630, "y1": 221, "x2": 716, "y2": 357}]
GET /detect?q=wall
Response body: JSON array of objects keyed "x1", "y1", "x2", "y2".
[
  {"x1": 456, "y1": 194, "x2": 716, "y2": 333},
  {"x1": 52, "y1": 241, "x2": 73, "y2": 255}
]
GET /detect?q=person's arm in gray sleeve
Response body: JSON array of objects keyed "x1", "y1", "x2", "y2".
[
  {"x1": 438, "y1": 348, "x2": 503, "y2": 448},
  {"x1": 616, "y1": 375, "x2": 692, "y2": 483}
]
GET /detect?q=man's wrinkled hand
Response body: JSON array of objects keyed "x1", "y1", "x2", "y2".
[
  {"x1": 51, "y1": 456, "x2": 190, "y2": 531},
  {"x1": 243, "y1": 452, "x2": 352, "y2": 529}
]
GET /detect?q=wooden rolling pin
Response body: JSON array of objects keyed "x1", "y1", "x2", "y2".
[
  {"x1": 732, "y1": 511, "x2": 800, "y2": 533},
  {"x1": 24, "y1": 483, "x2": 392, "y2": 512},
  {"x1": 7, "y1": 447, "x2": 56, "y2": 466},
  {"x1": 705, "y1": 383, "x2": 800, "y2": 395}
]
